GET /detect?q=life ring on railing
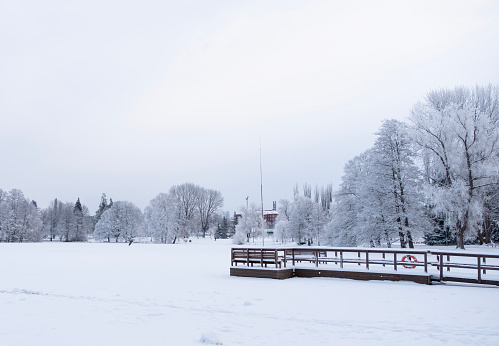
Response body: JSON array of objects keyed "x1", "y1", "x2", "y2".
[{"x1": 401, "y1": 255, "x2": 418, "y2": 269}]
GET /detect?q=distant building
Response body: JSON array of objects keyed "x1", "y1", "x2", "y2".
[
  {"x1": 263, "y1": 201, "x2": 278, "y2": 229},
  {"x1": 263, "y1": 210, "x2": 278, "y2": 229},
  {"x1": 235, "y1": 201, "x2": 279, "y2": 229}
]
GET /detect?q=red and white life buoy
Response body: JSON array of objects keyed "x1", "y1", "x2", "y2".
[{"x1": 401, "y1": 255, "x2": 418, "y2": 269}]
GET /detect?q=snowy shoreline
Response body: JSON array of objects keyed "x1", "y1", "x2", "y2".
[{"x1": 1, "y1": 239, "x2": 498, "y2": 345}]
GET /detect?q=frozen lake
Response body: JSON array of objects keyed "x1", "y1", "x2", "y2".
[{"x1": 1, "y1": 239, "x2": 498, "y2": 345}]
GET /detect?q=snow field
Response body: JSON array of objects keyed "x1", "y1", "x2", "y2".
[{"x1": 1, "y1": 240, "x2": 498, "y2": 345}]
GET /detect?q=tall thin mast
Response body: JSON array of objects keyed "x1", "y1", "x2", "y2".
[{"x1": 259, "y1": 136, "x2": 264, "y2": 246}]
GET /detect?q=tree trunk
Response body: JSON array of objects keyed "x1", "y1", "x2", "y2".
[
  {"x1": 456, "y1": 219, "x2": 466, "y2": 250},
  {"x1": 477, "y1": 227, "x2": 485, "y2": 245},
  {"x1": 483, "y1": 216, "x2": 491, "y2": 244},
  {"x1": 406, "y1": 230, "x2": 414, "y2": 249},
  {"x1": 384, "y1": 230, "x2": 391, "y2": 248},
  {"x1": 399, "y1": 232, "x2": 406, "y2": 248},
  {"x1": 457, "y1": 231, "x2": 465, "y2": 249}
]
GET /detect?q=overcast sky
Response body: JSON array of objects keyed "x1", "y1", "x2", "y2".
[{"x1": 1, "y1": 0, "x2": 499, "y2": 214}]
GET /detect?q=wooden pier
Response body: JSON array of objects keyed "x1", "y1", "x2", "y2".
[{"x1": 230, "y1": 247, "x2": 499, "y2": 286}]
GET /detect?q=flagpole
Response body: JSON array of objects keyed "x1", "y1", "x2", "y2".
[{"x1": 260, "y1": 136, "x2": 264, "y2": 247}]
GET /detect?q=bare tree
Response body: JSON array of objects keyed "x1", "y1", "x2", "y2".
[
  {"x1": 170, "y1": 183, "x2": 200, "y2": 235},
  {"x1": 197, "y1": 188, "x2": 223, "y2": 238},
  {"x1": 319, "y1": 184, "x2": 333, "y2": 211},
  {"x1": 303, "y1": 183, "x2": 312, "y2": 199}
]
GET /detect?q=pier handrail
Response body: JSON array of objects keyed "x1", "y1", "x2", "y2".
[
  {"x1": 429, "y1": 250, "x2": 499, "y2": 284},
  {"x1": 231, "y1": 246, "x2": 499, "y2": 285}
]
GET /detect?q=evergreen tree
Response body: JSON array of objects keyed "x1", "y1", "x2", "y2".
[
  {"x1": 215, "y1": 217, "x2": 229, "y2": 239},
  {"x1": 73, "y1": 198, "x2": 86, "y2": 242},
  {"x1": 228, "y1": 212, "x2": 237, "y2": 238},
  {"x1": 424, "y1": 214, "x2": 456, "y2": 246},
  {"x1": 95, "y1": 193, "x2": 110, "y2": 222},
  {"x1": 49, "y1": 198, "x2": 60, "y2": 241},
  {"x1": 491, "y1": 223, "x2": 499, "y2": 243}
]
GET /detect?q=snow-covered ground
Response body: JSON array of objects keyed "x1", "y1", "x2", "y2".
[{"x1": 1, "y1": 240, "x2": 498, "y2": 345}]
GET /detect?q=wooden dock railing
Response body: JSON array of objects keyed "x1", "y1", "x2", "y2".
[
  {"x1": 231, "y1": 247, "x2": 499, "y2": 286},
  {"x1": 431, "y1": 251, "x2": 499, "y2": 285}
]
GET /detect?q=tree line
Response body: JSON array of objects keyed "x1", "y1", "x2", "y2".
[
  {"x1": 3, "y1": 85, "x2": 499, "y2": 249},
  {"x1": 0, "y1": 183, "x2": 225, "y2": 243},
  {"x1": 233, "y1": 85, "x2": 499, "y2": 249}
]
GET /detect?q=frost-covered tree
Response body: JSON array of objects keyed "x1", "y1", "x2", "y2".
[
  {"x1": 274, "y1": 220, "x2": 289, "y2": 244},
  {"x1": 94, "y1": 201, "x2": 144, "y2": 242},
  {"x1": 410, "y1": 85, "x2": 499, "y2": 249},
  {"x1": 233, "y1": 203, "x2": 262, "y2": 244},
  {"x1": 170, "y1": 183, "x2": 200, "y2": 236},
  {"x1": 303, "y1": 183, "x2": 312, "y2": 199},
  {"x1": 197, "y1": 187, "x2": 223, "y2": 238},
  {"x1": 0, "y1": 189, "x2": 7, "y2": 240},
  {"x1": 325, "y1": 120, "x2": 430, "y2": 248},
  {"x1": 232, "y1": 226, "x2": 247, "y2": 245},
  {"x1": 272, "y1": 199, "x2": 291, "y2": 244},
  {"x1": 278, "y1": 188, "x2": 330, "y2": 245},
  {"x1": 144, "y1": 193, "x2": 182, "y2": 244},
  {"x1": 288, "y1": 195, "x2": 315, "y2": 244},
  {"x1": 72, "y1": 198, "x2": 86, "y2": 242},
  {"x1": 41, "y1": 198, "x2": 63, "y2": 241},
  {"x1": 0, "y1": 189, "x2": 42, "y2": 242},
  {"x1": 324, "y1": 152, "x2": 370, "y2": 246},
  {"x1": 167, "y1": 183, "x2": 224, "y2": 237},
  {"x1": 370, "y1": 119, "x2": 427, "y2": 248},
  {"x1": 482, "y1": 183, "x2": 499, "y2": 244},
  {"x1": 325, "y1": 149, "x2": 396, "y2": 247},
  {"x1": 58, "y1": 202, "x2": 75, "y2": 242},
  {"x1": 276, "y1": 199, "x2": 291, "y2": 223},
  {"x1": 314, "y1": 183, "x2": 333, "y2": 211},
  {"x1": 81, "y1": 204, "x2": 93, "y2": 238},
  {"x1": 309, "y1": 201, "x2": 328, "y2": 246},
  {"x1": 41, "y1": 198, "x2": 92, "y2": 242},
  {"x1": 228, "y1": 212, "x2": 237, "y2": 238},
  {"x1": 94, "y1": 193, "x2": 111, "y2": 229}
]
